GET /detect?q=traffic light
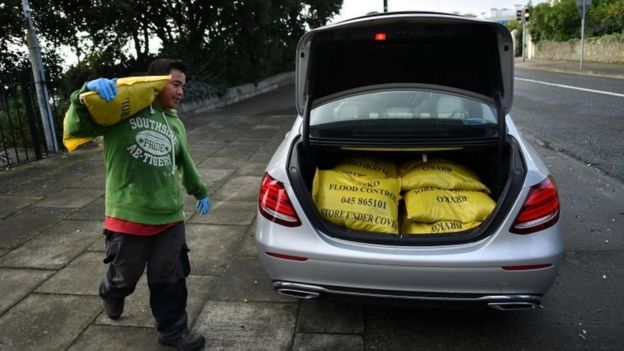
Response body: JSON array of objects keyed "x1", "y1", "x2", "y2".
[
  {"x1": 524, "y1": 7, "x2": 531, "y2": 22},
  {"x1": 516, "y1": 10, "x2": 523, "y2": 22}
]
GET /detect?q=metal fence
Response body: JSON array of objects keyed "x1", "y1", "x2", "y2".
[{"x1": 0, "y1": 71, "x2": 63, "y2": 169}]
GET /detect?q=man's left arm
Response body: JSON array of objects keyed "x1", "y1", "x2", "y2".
[{"x1": 176, "y1": 124, "x2": 210, "y2": 214}]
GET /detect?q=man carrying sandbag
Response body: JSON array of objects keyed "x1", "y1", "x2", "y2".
[{"x1": 65, "y1": 58, "x2": 209, "y2": 350}]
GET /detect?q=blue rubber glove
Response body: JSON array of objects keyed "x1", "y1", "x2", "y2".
[
  {"x1": 86, "y1": 78, "x2": 117, "y2": 101},
  {"x1": 196, "y1": 197, "x2": 210, "y2": 215}
]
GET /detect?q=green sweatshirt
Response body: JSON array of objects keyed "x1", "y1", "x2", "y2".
[{"x1": 65, "y1": 86, "x2": 208, "y2": 224}]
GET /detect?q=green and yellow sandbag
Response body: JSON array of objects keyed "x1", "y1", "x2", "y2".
[
  {"x1": 403, "y1": 187, "x2": 495, "y2": 224},
  {"x1": 403, "y1": 220, "x2": 482, "y2": 234},
  {"x1": 63, "y1": 75, "x2": 170, "y2": 152},
  {"x1": 79, "y1": 75, "x2": 170, "y2": 126},
  {"x1": 399, "y1": 159, "x2": 490, "y2": 193},
  {"x1": 333, "y1": 156, "x2": 398, "y2": 179},
  {"x1": 312, "y1": 169, "x2": 400, "y2": 234}
]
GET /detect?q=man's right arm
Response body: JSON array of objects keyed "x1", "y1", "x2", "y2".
[{"x1": 64, "y1": 82, "x2": 112, "y2": 138}]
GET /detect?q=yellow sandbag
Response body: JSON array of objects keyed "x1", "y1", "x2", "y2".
[
  {"x1": 79, "y1": 75, "x2": 171, "y2": 126},
  {"x1": 399, "y1": 159, "x2": 490, "y2": 193},
  {"x1": 403, "y1": 220, "x2": 481, "y2": 234},
  {"x1": 312, "y1": 169, "x2": 400, "y2": 234},
  {"x1": 62, "y1": 111, "x2": 94, "y2": 152},
  {"x1": 404, "y1": 188, "x2": 495, "y2": 223},
  {"x1": 62, "y1": 135, "x2": 92, "y2": 153},
  {"x1": 333, "y1": 156, "x2": 398, "y2": 179}
]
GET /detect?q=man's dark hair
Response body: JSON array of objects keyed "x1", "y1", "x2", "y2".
[{"x1": 147, "y1": 58, "x2": 187, "y2": 75}]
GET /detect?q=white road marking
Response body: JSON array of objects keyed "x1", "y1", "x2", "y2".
[{"x1": 515, "y1": 77, "x2": 624, "y2": 98}]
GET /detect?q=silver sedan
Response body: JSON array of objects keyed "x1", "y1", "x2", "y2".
[{"x1": 256, "y1": 12, "x2": 563, "y2": 311}]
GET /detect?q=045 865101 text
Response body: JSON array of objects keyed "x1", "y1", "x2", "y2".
[{"x1": 340, "y1": 196, "x2": 388, "y2": 209}]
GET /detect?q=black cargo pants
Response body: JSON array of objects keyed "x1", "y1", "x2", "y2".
[{"x1": 99, "y1": 222, "x2": 191, "y2": 339}]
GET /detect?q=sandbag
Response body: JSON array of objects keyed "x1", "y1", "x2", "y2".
[
  {"x1": 404, "y1": 187, "x2": 495, "y2": 223},
  {"x1": 403, "y1": 220, "x2": 481, "y2": 234},
  {"x1": 333, "y1": 156, "x2": 398, "y2": 179},
  {"x1": 79, "y1": 75, "x2": 170, "y2": 126},
  {"x1": 62, "y1": 111, "x2": 95, "y2": 152},
  {"x1": 312, "y1": 169, "x2": 400, "y2": 234},
  {"x1": 399, "y1": 159, "x2": 490, "y2": 193}
]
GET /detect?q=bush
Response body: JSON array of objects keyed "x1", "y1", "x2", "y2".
[
  {"x1": 183, "y1": 81, "x2": 226, "y2": 104},
  {"x1": 587, "y1": 32, "x2": 624, "y2": 43}
]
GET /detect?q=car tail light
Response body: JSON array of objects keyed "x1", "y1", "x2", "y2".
[
  {"x1": 510, "y1": 176, "x2": 560, "y2": 234},
  {"x1": 258, "y1": 173, "x2": 301, "y2": 227}
]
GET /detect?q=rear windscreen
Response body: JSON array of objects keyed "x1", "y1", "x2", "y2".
[{"x1": 310, "y1": 89, "x2": 499, "y2": 141}]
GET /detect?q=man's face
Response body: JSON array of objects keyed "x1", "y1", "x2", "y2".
[{"x1": 155, "y1": 68, "x2": 186, "y2": 109}]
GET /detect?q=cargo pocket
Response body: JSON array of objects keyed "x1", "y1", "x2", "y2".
[
  {"x1": 102, "y1": 229, "x2": 121, "y2": 264},
  {"x1": 180, "y1": 244, "x2": 191, "y2": 277}
]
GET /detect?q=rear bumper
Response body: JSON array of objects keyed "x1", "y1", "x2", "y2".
[
  {"x1": 256, "y1": 197, "x2": 564, "y2": 301},
  {"x1": 258, "y1": 249, "x2": 562, "y2": 296},
  {"x1": 257, "y1": 222, "x2": 563, "y2": 297}
]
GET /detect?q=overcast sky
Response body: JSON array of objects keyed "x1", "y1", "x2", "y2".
[{"x1": 330, "y1": 0, "x2": 546, "y2": 22}]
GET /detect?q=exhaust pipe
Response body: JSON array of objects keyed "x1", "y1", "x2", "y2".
[
  {"x1": 488, "y1": 302, "x2": 539, "y2": 311},
  {"x1": 276, "y1": 288, "x2": 320, "y2": 299}
]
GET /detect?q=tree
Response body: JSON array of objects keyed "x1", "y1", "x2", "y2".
[
  {"x1": 529, "y1": 0, "x2": 624, "y2": 43},
  {"x1": 0, "y1": 0, "x2": 45, "y2": 73},
  {"x1": 1, "y1": 0, "x2": 344, "y2": 97},
  {"x1": 302, "y1": 0, "x2": 343, "y2": 28},
  {"x1": 588, "y1": 0, "x2": 624, "y2": 37},
  {"x1": 529, "y1": 0, "x2": 579, "y2": 42}
]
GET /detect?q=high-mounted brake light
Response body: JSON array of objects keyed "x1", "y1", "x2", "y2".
[
  {"x1": 258, "y1": 173, "x2": 301, "y2": 227},
  {"x1": 510, "y1": 176, "x2": 560, "y2": 234},
  {"x1": 374, "y1": 32, "x2": 387, "y2": 41}
]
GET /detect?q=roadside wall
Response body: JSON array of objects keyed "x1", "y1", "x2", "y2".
[
  {"x1": 532, "y1": 40, "x2": 624, "y2": 63},
  {"x1": 178, "y1": 71, "x2": 295, "y2": 114}
]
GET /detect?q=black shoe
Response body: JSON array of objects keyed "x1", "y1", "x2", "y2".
[
  {"x1": 102, "y1": 298, "x2": 124, "y2": 320},
  {"x1": 158, "y1": 331, "x2": 205, "y2": 350}
]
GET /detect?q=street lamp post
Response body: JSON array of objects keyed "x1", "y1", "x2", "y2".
[
  {"x1": 577, "y1": 0, "x2": 592, "y2": 69},
  {"x1": 580, "y1": 2, "x2": 585, "y2": 69},
  {"x1": 521, "y1": 8, "x2": 526, "y2": 62},
  {"x1": 21, "y1": 0, "x2": 58, "y2": 153}
]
